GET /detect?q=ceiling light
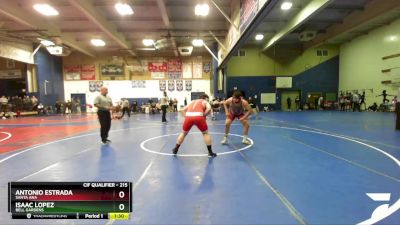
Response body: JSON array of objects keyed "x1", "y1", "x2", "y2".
[
  {"x1": 281, "y1": 1, "x2": 293, "y2": 10},
  {"x1": 192, "y1": 39, "x2": 204, "y2": 47},
  {"x1": 33, "y1": 4, "x2": 59, "y2": 16},
  {"x1": 142, "y1": 39, "x2": 154, "y2": 46},
  {"x1": 39, "y1": 39, "x2": 55, "y2": 46},
  {"x1": 115, "y1": 2, "x2": 134, "y2": 16},
  {"x1": 195, "y1": 4, "x2": 209, "y2": 16},
  {"x1": 255, "y1": 34, "x2": 264, "y2": 41},
  {"x1": 136, "y1": 48, "x2": 156, "y2": 51},
  {"x1": 91, "y1": 39, "x2": 106, "y2": 47},
  {"x1": 387, "y1": 35, "x2": 398, "y2": 42}
]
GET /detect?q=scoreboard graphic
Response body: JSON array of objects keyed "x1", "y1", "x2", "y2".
[{"x1": 8, "y1": 182, "x2": 132, "y2": 220}]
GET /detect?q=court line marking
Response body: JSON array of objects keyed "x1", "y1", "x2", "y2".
[
  {"x1": 105, "y1": 142, "x2": 167, "y2": 225},
  {"x1": 226, "y1": 140, "x2": 308, "y2": 225},
  {"x1": 255, "y1": 125, "x2": 400, "y2": 224},
  {"x1": 2, "y1": 122, "x2": 399, "y2": 224},
  {"x1": 266, "y1": 118, "x2": 400, "y2": 150},
  {"x1": 0, "y1": 132, "x2": 11, "y2": 143},
  {"x1": 0, "y1": 125, "x2": 161, "y2": 164},
  {"x1": 16, "y1": 147, "x2": 95, "y2": 181},
  {"x1": 140, "y1": 132, "x2": 253, "y2": 156},
  {"x1": 256, "y1": 125, "x2": 400, "y2": 167},
  {"x1": 17, "y1": 163, "x2": 60, "y2": 181},
  {"x1": 284, "y1": 136, "x2": 400, "y2": 182}
]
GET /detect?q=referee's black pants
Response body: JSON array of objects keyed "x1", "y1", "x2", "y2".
[
  {"x1": 161, "y1": 105, "x2": 167, "y2": 122},
  {"x1": 97, "y1": 110, "x2": 111, "y2": 141},
  {"x1": 122, "y1": 107, "x2": 130, "y2": 117}
]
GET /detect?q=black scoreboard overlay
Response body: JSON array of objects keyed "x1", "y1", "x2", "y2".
[{"x1": 8, "y1": 182, "x2": 132, "y2": 220}]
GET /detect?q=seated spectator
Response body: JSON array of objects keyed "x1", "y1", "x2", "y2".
[
  {"x1": 37, "y1": 103, "x2": 46, "y2": 115},
  {"x1": 31, "y1": 96, "x2": 39, "y2": 110},
  {"x1": 0, "y1": 95, "x2": 8, "y2": 112},
  {"x1": 368, "y1": 102, "x2": 378, "y2": 112}
]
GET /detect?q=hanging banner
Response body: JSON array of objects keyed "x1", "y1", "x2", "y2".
[
  {"x1": 64, "y1": 65, "x2": 81, "y2": 80},
  {"x1": 168, "y1": 80, "x2": 175, "y2": 91},
  {"x1": 151, "y1": 72, "x2": 165, "y2": 79},
  {"x1": 128, "y1": 65, "x2": 147, "y2": 77},
  {"x1": 90, "y1": 81, "x2": 104, "y2": 92},
  {"x1": 193, "y1": 62, "x2": 203, "y2": 79},
  {"x1": 65, "y1": 73, "x2": 80, "y2": 80},
  {"x1": 182, "y1": 63, "x2": 192, "y2": 79},
  {"x1": 240, "y1": 0, "x2": 259, "y2": 33},
  {"x1": 89, "y1": 81, "x2": 98, "y2": 92},
  {"x1": 132, "y1": 80, "x2": 146, "y2": 88},
  {"x1": 96, "y1": 81, "x2": 104, "y2": 91},
  {"x1": 148, "y1": 62, "x2": 168, "y2": 72},
  {"x1": 176, "y1": 80, "x2": 183, "y2": 91},
  {"x1": 80, "y1": 64, "x2": 96, "y2": 80},
  {"x1": 100, "y1": 64, "x2": 124, "y2": 76},
  {"x1": 159, "y1": 80, "x2": 166, "y2": 91},
  {"x1": 0, "y1": 69, "x2": 22, "y2": 79},
  {"x1": 168, "y1": 59, "x2": 182, "y2": 79},
  {"x1": 185, "y1": 80, "x2": 192, "y2": 91},
  {"x1": 203, "y1": 62, "x2": 211, "y2": 73}
]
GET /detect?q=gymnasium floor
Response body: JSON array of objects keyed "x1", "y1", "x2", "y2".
[{"x1": 0, "y1": 112, "x2": 399, "y2": 225}]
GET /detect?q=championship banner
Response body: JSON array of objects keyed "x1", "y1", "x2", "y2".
[
  {"x1": 96, "y1": 81, "x2": 103, "y2": 92},
  {"x1": 203, "y1": 62, "x2": 211, "y2": 73},
  {"x1": 159, "y1": 80, "x2": 166, "y2": 91},
  {"x1": 128, "y1": 65, "x2": 147, "y2": 76},
  {"x1": 148, "y1": 62, "x2": 167, "y2": 72},
  {"x1": 89, "y1": 81, "x2": 103, "y2": 92},
  {"x1": 151, "y1": 72, "x2": 165, "y2": 79},
  {"x1": 185, "y1": 80, "x2": 192, "y2": 91},
  {"x1": 89, "y1": 81, "x2": 96, "y2": 92},
  {"x1": 100, "y1": 64, "x2": 124, "y2": 76},
  {"x1": 167, "y1": 59, "x2": 182, "y2": 79},
  {"x1": 193, "y1": 62, "x2": 202, "y2": 79},
  {"x1": 0, "y1": 69, "x2": 22, "y2": 79},
  {"x1": 80, "y1": 65, "x2": 95, "y2": 80},
  {"x1": 168, "y1": 80, "x2": 175, "y2": 91},
  {"x1": 176, "y1": 80, "x2": 183, "y2": 91},
  {"x1": 240, "y1": 0, "x2": 259, "y2": 33},
  {"x1": 182, "y1": 63, "x2": 192, "y2": 79},
  {"x1": 64, "y1": 65, "x2": 81, "y2": 80},
  {"x1": 148, "y1": 62, "x2": 167, "y2": 79},
  {"x1": 132, "y1": 80, "x2": 146, "y2": 88}
]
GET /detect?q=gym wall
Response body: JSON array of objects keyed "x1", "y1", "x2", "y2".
[{"x1": 339, "y1": 18, "x2": 400, "y2": 106}]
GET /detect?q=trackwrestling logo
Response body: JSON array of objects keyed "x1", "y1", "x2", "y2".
[{"x1": 357, "y1": 193, "x2": 400, "y2": 224}]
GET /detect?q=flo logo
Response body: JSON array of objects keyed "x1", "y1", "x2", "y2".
[{"x1": 358, "y1": 193, "x2": 400, "y2": 224}]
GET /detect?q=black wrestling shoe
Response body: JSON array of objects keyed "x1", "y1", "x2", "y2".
[
  {"x1": 105, "y1": 139, "x2": 112, "y2": 143},
  {"x1": 208, "y1": 152, "x2": 217, "y2": 158},
  {"x1": 172, "y1": 147, "x2": 179, "y2": 155}
]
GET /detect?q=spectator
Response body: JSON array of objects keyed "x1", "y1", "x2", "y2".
[
  {"x1": 173, "y1": 98, "x2": 178, "y2": 112},
  {"x1": 160, "y1": 92, "x2": 169, "y2": 123},
  {"x1": 368, "y1": 102, "x2": 378, "y2": 112},
  {"x1": 0, "y1": 96, "x2": 8, "y2": 112},
  {"x1": 121, "y1": 98, "x2": 130, "y2": 118},
  {"x1": 318, "y1": 96, "x2": 324, "y2": 110},
  {"x1": 295, "y1": 96, "x2": 300, "y2": 111},
  {"x1": 287, "y1": 97, "x2": 292, "y2": 111},
  {"x1": 31, "y1": 96, "x2": 39, "y2": 110},
  {"x1": 352, "y1": 92, "x2": 360, "y2": 112}
]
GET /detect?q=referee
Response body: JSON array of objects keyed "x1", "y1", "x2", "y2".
[{"x1": 94, "y1": 87, "x2": 113, "y2": 144}]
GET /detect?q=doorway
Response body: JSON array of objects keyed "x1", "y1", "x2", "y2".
[
  {"x1": 281, "y1": 91, "x2": 300, "y2": 111},
  {"x1": 71, "y1": 93, "x2": 87, "y2": 112}
]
